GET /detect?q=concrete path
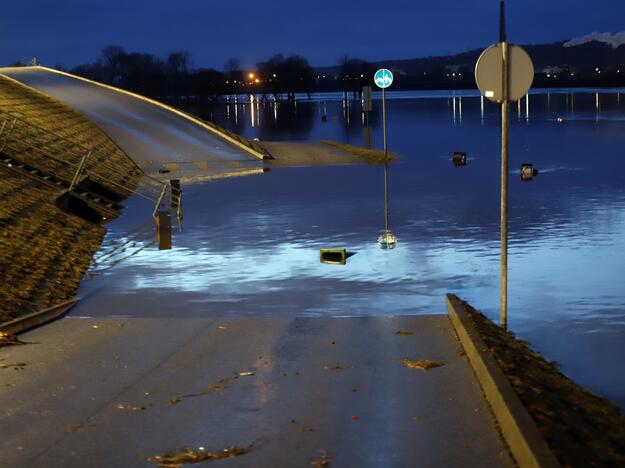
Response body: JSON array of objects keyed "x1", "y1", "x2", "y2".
[
  {"x1": 0, "y1": 67, "x2": 262, "y2": 177},
  {"x1": 0, "y1": 315, "x2": 513, "y2": 467}
]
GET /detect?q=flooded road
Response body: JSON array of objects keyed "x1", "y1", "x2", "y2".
[
  {"x1": 0, "y1": 67, "x2": 263, "y2": 177},
  {"x1": 0, "y1": 315, "x2": 513, "y2": 467},
  {"x1": 75, "y1": 89, "x2": 625, "y2": 409}
]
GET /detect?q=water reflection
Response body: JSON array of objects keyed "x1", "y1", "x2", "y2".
[
  {"x1": 79, "y1": 90, "x2": 625, "y2": 409},
  {"x1": 378, "y1": 160, "x2": 396, "y2": 249}
]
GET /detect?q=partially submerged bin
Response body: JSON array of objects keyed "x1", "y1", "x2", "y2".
[
  {"x1": 520, "y1": 163, "x2": 539, "y2": 181},
  {"x1": 320, "y1": 248, "x2": 347, "y2": 265},
  {"x1": 452, "y1": 151, "x2": 467, "y2": 166}
]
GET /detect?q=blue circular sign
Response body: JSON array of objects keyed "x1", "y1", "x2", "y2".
[{"x1": 374, "y1": 68, "x2": 394, "y2": 89}]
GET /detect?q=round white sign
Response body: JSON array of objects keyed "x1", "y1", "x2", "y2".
[{"x1": 475, "y1": 44, "x2": 534, "y2": 103}]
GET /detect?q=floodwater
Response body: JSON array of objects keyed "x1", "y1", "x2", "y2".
[{"x1": 75, "y1": 89, "x2": 625, "y2": 409}]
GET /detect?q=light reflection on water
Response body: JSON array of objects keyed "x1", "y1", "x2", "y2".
[{"x1": 76, "y1": 90, "x2": 625, "y2": 409}]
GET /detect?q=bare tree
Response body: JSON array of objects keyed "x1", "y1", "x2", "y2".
[
  {"x1": 166, "y1": 51, "x2": 192, "y2": 75},
  {"x1": 224, "y1": 57, "x2": 241, "y2": 74},
  {"x1": 99, "y1": 45, "x2": 125, "y2": 82}
]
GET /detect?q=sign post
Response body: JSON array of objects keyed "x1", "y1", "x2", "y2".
[
  {"x1": 475, "y1": 1, "x2": 533, "y2": 329},
  {"x1": 362, "y1": 86, "x2": 373, "y2": 148},
  {"x1": 374, "y1": 68, "x2": 396, "y2": 248}
]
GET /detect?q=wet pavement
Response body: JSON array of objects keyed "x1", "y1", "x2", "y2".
[
  {"x1": 0, "y1": 67, "x2": 262, "y2": 178},
  {"x1": 0, "y1": 314, "x2": 512, "y2": 467}
]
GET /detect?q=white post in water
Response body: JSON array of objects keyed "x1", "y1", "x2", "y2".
[
  {"x1": 382, "y1": 86, "x2": 389, "y2": 233},
  {"x1": 374, "y1": 68, "x2": 395, "y2": 248},
  {"x1": 475, "y1": 1, "x2": 534, "y2": 329}
]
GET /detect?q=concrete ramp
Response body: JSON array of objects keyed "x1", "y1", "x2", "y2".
[{"x1": 0, "y1": 67, "x2": 264, "y2": 180}]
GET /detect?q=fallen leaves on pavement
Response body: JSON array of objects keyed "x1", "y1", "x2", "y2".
[
  {"x1": 165, "y1": 386, "x2": 226, "y2": 406},
  {"x1": 310, "y1": 449, "x2": 333, "y2": 467},
  {"x1": 401, "y1": 358, "x2": 446, "y2": 370},
  {"x1": 147, "y1": 445, "x2": 253, "y2": 467},
  {"x1": 0, "y1": 332, "x2": 29, "y2": 348},
  {"x1": 323, "y1": 365, "x2": 355, "y2": 371},
  {"x1": 115, "y1": 403, "x2": 149, "y2": 411},
  {"x1": 164, "y1": 371, "x2": 255, "y2": 407},
  {"x1": 0, "y1": 361, "x2": 27, "y2": 370}
]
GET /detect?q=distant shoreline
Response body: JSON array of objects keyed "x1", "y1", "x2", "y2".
[{"x1": 163, "y1": 86, "x2": 625, "y2": 105}]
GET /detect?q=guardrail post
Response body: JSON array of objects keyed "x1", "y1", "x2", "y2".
[
  {"x1": 0, "y1": 120, "x2": 8, "y2": 144},
  {"x1": 69, "y1": 151, "x2": 92, "y2": 190},
  {"x1": 152, "y1": 185, "x2": 167, "y2": 220},
  {"x1": 0, "y1": 119, "x2": 17, "y2": 153},
  {"x1": 170, "y1": 179, "x2": 183, "y2": 220},
  {"x1": 155, "y1": 210, "x2": 172, "y2": 250}
]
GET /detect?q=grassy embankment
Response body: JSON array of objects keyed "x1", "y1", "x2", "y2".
[
  {"x1": 453, "y1": 297, "x2": 625, "y2": 467},
  {"x1": 320, "y1": 141, "x2": 398, "y2": 164},
  {"x1": 0, "y1": 74, "x2": 138, "y2": 323}
]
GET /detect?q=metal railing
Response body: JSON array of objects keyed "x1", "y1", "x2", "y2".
[{"x1": 0, "y1": 110, "x2": 174, "y2": 217}]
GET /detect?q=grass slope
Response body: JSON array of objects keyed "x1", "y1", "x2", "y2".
[
  {"x1": 454, "y1": 296, "x2": 625, "y2": 467},
  {"x1": 0, "y1": 74, "x2": 137, "y2": 322}
]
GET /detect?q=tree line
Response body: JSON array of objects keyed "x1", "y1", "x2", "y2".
[{"x1": 62, "y1": 46, "x2": 378, "y2": 100}]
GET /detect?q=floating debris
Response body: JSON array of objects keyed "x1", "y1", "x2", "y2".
[
  {"x1": 323, "y1": 365, "x2": 355, "y2": 371},
  {"x1": 401, "y1": 358, "x2": 446, "y2": 370},
  {"x1": 147, "y1": 445, "x2": 253, "y2": 467},
  {"x1": 452, "y1": 151, "x2": 468, "y2": 166},
  {"x1": 238, "y1": 371, "x2": 255, "y2": 377},
  {"x1": 520, "y1": 163, "x2": 539, "y2": 181},
  {"x1": 395, "y1": 330, "x2": 414, "y2": 336},
  {"x1": 310, "y1": 449, "x2": 333, "y2": 467}
]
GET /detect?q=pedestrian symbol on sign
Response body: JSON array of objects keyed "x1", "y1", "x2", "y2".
[{"x1": 374, "y1": 69, "x2": 393, "y2": 89}]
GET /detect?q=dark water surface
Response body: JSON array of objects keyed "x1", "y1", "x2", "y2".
[{"x1": 76, "y1": 89, "x2": 625, "y2": 409}]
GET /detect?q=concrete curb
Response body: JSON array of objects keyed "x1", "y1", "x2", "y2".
[
  {"x1": 446, "y1": 294, "x2": 560, "y2": 468},
  {"x1": 1, "y1": 299, "x2": 77, "y2": 335}
]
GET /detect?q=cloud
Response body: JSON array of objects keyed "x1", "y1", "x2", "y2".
[{"x1": 564, "y1": 31, "x2": 625, "y2": 48}]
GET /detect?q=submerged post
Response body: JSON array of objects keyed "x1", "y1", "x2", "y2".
[
  {"x1": 475, "y1": 0, "x2": 534, "y2": 330},
  {"x1": 382, "y1": 86, "x2": 389, "y2": 233},
  {"x1": 500, "y1": 38, "x2": 509, "y2": 330},
  {"x1": 362, "y1": 86, "x2": 373, "y2": 148},
  {"x1": 374, "y1": 68, "x2": 396, "y2": 248}
]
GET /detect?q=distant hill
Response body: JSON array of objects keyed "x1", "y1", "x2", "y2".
[{"x1": 315, "y1": 36, "x2": 625, "y2": 89}]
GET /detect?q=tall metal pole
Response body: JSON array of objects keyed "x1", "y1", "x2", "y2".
[
  {"x1": 500, "y1": 1, "x2": 509, "y2": 330},
  {"x1": 382, "y1": 87, "x2": 389, "y2": 233}
]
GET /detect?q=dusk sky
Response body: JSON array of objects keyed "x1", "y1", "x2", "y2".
[{"x1": 2, "y1": 0, "x2": 624, "y2": 69}]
